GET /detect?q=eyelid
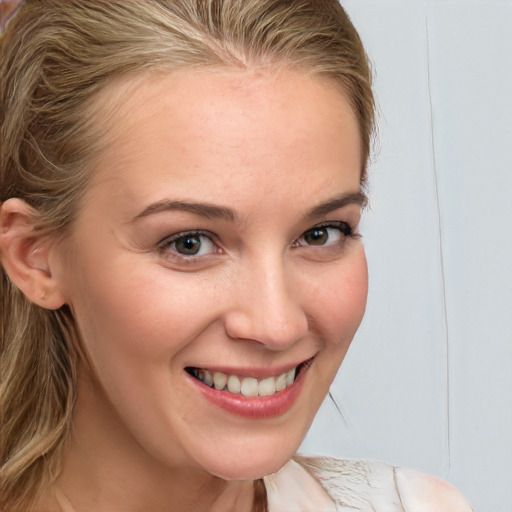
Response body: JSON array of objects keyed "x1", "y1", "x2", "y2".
[{"x1": 295, "y1": 220, "x2": 354, "y2": 242}]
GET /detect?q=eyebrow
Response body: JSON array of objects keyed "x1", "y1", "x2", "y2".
[
  {"x1": 131, "y1": 191, "x2": 367, "y2": 224},
  {"x1": 132, "y1": 200, "x2": 238, "y2": 222},
  {"x1": 303, "y1": 191, "x2": 368, "y2": 221}
]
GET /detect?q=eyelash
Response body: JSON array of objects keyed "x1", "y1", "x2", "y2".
[
  {"x1": 157, "y1": 230, "x2": 220, "y2": 262},
  {"x1": 293, "y1": 221, "x2": 356, "y2": 248},
  {"x1": 157, "y1": 221, "x2": 358, "y2": 262}
]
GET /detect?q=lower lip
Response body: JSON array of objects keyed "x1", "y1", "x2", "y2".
[{"x1": 186, "y1": 364, "x2": 310, "y2": 419}]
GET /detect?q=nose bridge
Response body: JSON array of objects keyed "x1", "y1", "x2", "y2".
[{"x1": 225, "y1": 252, "x2": 308, "y2": 348}]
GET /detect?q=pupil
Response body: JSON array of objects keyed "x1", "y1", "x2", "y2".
[
  {"x1": 176, "y1": 236, "x2": 201, "y2": 255},
  {"x1": 305, "y1": 228, "x2": 328, "y2": 245}
]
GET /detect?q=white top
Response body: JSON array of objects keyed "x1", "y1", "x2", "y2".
[
  {"x1": 54, "y1": 455, "x2": 473, "y2": 511},
  {"x1": 264, "y1": 456, "x2": 474, "y2": 512}
]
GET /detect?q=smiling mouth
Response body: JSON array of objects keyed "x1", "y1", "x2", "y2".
[{"x1": 185, "y1": 358, "x2": 314, "y2": 398}]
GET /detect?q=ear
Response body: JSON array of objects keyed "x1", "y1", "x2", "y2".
[{"x1": 0, "y1": 198, "x2": 67, "y2": 310}]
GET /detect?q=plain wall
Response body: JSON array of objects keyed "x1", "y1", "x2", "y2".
[{"x1": 301, "y1": 2, "x2": 512, "y2": 511}]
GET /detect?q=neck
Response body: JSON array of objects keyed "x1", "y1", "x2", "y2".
[{"x1": 51, "y1": 370, "x2": 255, "y2": 512}]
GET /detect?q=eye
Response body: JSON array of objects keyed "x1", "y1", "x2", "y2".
[
  {"x1": 295, "y1": 222, "x2": 354, "y2": 248},
  {"x1": 158, "y1": 231, "x2": 219, "y2": 258}
]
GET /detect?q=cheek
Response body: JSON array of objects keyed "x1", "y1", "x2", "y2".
[
  {"x1": 69, "y1": 258, "x2": 216, "y2": 381},
  {"x1": 308, "y1": 246, "x2": 368, "y2": 342},
  {"x1": 303, "y1": 246, "x2": 368, "y2": 395},
  {"x1": 340, "y1": 248, "x2": 368, "y2": 330}
]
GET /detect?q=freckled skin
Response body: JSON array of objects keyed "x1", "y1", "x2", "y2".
[{"x1": 52, "y1": 69, "x2": 368, "y2": 511}]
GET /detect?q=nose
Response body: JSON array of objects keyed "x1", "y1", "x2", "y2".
[{"x1": 223, "y1": 258, "x2": 309, "y2": 349}]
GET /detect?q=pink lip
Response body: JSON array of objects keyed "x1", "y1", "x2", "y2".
[{"x1": 186, "y1": 361, "x2": 312, "y2": 419}]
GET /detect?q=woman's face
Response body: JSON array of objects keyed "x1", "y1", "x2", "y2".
[{"x1": 55, "y1": 69, "x2": 367, "y2": 480}]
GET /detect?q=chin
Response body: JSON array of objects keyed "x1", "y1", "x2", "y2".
[
  {"x1": 191, "y1": 435, "x2": 302, "y2": 481},
  {"x1": 207, "y1": 456, "x2": 290, "y2": 481}
]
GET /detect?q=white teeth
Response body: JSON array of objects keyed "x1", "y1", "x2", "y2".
[
  {"x1": 191, "y1": 364, "x2": 301, "y2": 396},
  {"x1": 227, "y1": 375, "x2": 241, "y2": 394},
  {"x1": 197, "y1": 369, "x2": 213, "y2": 387},
  {"x1": 240, "y1": 377, "x2": 259, "y2": 397},
  {"x1": 258, "y1": 377, "x2": 276, "y2": 397},
  {"x1": 285, "y1": 368, "x2": 296, "y2": 386},
  {"x1": 213, "y1": 372, "x2": 227, "y2": 390},
  {"x1": 275, "y1": 373, "x2": 287, "y2": 392},
  {"x1": 202, "y1": 370, "x2": 213, "y2": 387}
]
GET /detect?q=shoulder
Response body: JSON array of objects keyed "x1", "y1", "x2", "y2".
[
  {"x1": 394, "y1": 466, "x2": 473, "y2": 511},
  {"x1": 293, "y1": 455, "x2": 473, "y2": 512}
]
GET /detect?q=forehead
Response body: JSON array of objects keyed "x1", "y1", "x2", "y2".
[{"x1": 83, "y1": 68, "x2": 362, "y2": 218}]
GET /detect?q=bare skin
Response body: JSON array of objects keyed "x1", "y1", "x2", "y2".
[
  {"x1": 51, "y1": 372, "x2": 255, "y2": 512},
  {"x1": 1, "y1": 68, "x2": 366, "y2": 511}
]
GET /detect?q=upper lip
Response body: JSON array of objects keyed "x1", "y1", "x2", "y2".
[{"x1": 185, "y1": 355, "x2": 316, "y2": 379}]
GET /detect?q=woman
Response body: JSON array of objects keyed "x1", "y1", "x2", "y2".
[{"x1": 0, "y1": 1, "x2": 473, "y2": 511}]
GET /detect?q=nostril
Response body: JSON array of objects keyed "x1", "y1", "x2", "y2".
[
  {"x1": 224, "y1": 309, "x2": 256, "y2": 342},
  {"x1": 224, "y1": 308, "x2": 308, "y2": 348},
  {"x1": 224, "y1": 271, "x2": 308, "y2": 346}
]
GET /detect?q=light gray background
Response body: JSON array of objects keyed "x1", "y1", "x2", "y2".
[{"x1": 301, "y1": 2, "x2": 512, "y2": 511}]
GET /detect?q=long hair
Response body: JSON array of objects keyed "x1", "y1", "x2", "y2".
[{"x1": 0, "y1": 1, "x2": 374, "y2": 510}]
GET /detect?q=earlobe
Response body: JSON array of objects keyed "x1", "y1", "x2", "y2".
[{"x1": 0, "y1": 198, "x2": 67, "y2": 310}]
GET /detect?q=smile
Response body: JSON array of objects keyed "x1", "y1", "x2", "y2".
[{"x1": 185, "y1": 358, "x2": 314, "y2": 398}]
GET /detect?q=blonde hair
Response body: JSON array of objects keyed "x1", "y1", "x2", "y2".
[{"x1": 0, "y1": 1, "x2": 374, "y2": 510}]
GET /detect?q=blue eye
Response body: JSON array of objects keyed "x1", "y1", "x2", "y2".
[
  {"x1": 160, "y1": 231, "x2": 218, "y2": 257},
  {"x1": 296, "y1": 222, "x2": 353, "y2": 247}
]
